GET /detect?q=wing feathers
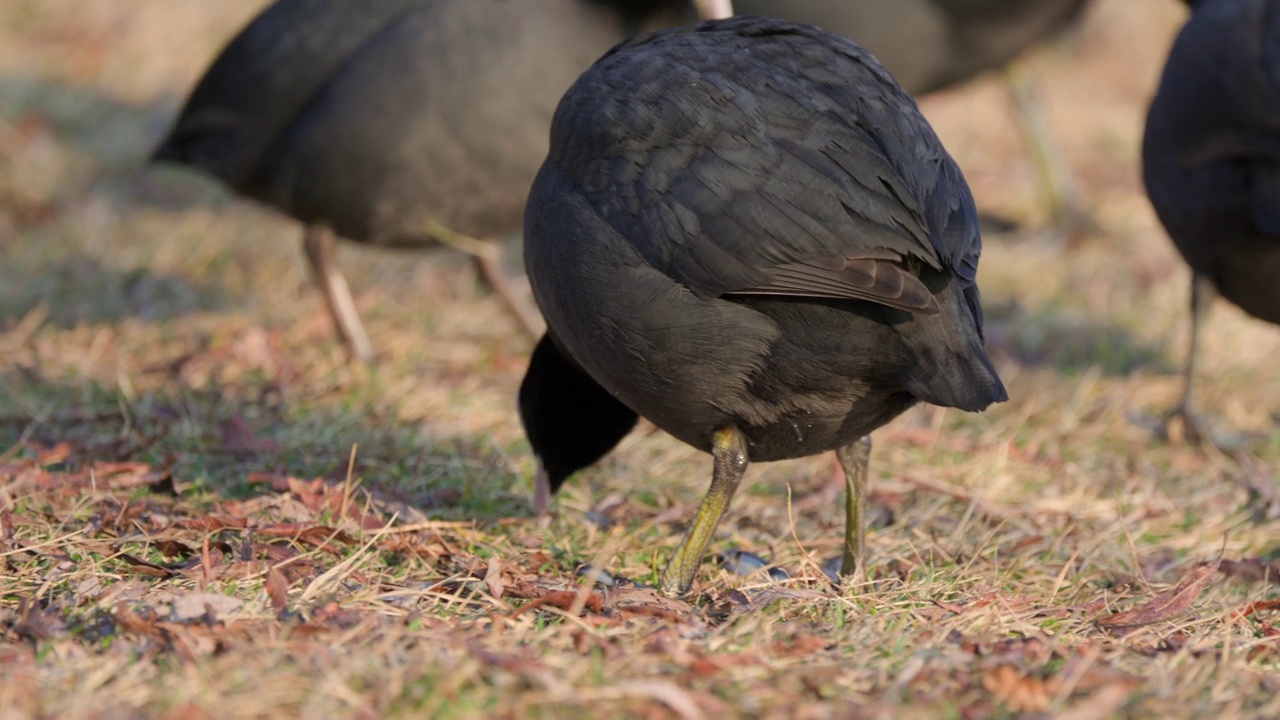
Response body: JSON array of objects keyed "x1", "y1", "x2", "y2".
[{"x1": 730, "y1": 258, "x2": 938, "y2": 313}]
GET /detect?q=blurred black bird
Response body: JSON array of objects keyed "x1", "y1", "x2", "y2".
[
  {"x1": 152, "y1": 0, "x2": 729, "y2": 363},
  {"x1": 735, "y1": 0, "x2": 1088, "y2": 95},
  {"x1": 735, "y1": 0, "x2": 1094, "y2": 237},
  {"x1": 1143, "y1": 0, "x2": 1280, "y2": 448},
  {"x1": 519, "y1": 17, "x2": 1007, "y2": 596}
]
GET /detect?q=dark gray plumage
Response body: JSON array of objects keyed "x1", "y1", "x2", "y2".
[
  {"x1": 153, "y1": 0, "x2": 701, "y2": 362},
  {"x1": 1143, "y1": 0, "x2": 1280, "y2": 445},
  {"x1": 734, "y1": 0, "x2": 1090, "y2": 95},
  {"x1": 734, "y1": 0, "x2": 1093, "y2": 236},
  {"x1": 519, "y1": 18, "x2": 1006, "y2": 596}
]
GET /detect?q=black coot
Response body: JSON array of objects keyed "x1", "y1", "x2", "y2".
[
  {"x1": 734, "y1": 0, "x2": 1089, "y2": 95},
  {"x1": 735, "y1": 0, "x2": 1093, "y2": 236},
  {"x1": 153, "y1": 0, "x2": 720, "y2": 363},
  {"x1": 1143, "y1": 0, "x2": 1280, "y2": 447},
  {"x1": 519, "y1": 17, "x2": 1007, "y2": 596}
]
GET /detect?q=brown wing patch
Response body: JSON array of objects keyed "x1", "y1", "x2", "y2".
[{"x1": 727, "y1": 257, "x2": 938, "y2": 314}]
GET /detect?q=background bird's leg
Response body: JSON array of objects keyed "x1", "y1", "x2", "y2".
[
  {"x1": 532, "y1": 462, "x2": 551, "y2": 516},
  {"x1": 473, "y1": 254, "x2": 545, "y2": 341},
  {"x1": 1165, "y1": 273, "x2": 1218, "y2": 445},
  {"x1": 659, "y1": 427, "x2": 748, "y2": 597},
  {"x1": 424, "y1": 220, "x2": 544, "y2": 340},
  {"x1": 836, "y1": 435, "x2": 872, "y2": 583},
  {"x1": 302, "y1": 224, "x2": 375, "y2": 365},
  {"x1": 694, "y1": 0, "x2": 733, "y2": 20},
  {"x1": 1004, "y1": 61, "x2": 1096, "y2": 244}
]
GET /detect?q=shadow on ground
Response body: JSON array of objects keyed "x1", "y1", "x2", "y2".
[
  {"x1": 0, "y1": 368, "x2": 525, "y2": 521},
  {"x1": 987, "y1": 299, "x2": 1172, "y2": 377},
  {"x1": 0, "y1": 254, "x2": 237, "y2": 328}
]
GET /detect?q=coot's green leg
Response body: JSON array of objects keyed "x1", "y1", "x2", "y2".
[
  {"x1": 836, "y1": 435, "x2": 872, "y2": 581},
  {"x1": 660, "y1": 427, "x2": 749, "y2": 597}
]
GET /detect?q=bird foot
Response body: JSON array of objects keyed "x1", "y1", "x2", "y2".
[
  {"x1": 719, "y1": 549, "x2": 790, "y2": 582},
  {"x1": 575, "y1": 563, "x2": 639, "y2": 589},
  {"x1": 1232, "y1": 453, "x2": 1280, "y2": 522},
  {"x1": 1160, "y1": 407, "x2": 1249, "y2": 454}
]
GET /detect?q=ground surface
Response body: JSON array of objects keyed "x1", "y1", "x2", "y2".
[{"x1": 3, "y1": 1, "x2": 1280, "y2": 718}]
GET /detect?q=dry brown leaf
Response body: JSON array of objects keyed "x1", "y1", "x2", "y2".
[
  {"x1": 90, "y1": 462, "x2": 170, "y2": 491},
  {"x1": 983, "y1": 664, "x2": 1051, "y2": 713},
  {"x1": 34, "y1": 442, "x2": 73, "y2": 465},
  {"x1": 161, "y1": 702, "x2": 217, "y2": 720},
  {"x1": 512, "y1": 589, "x2": 604, "y2": 618},
  {"x1": 173, "y1": 517, "x2": 248, "y2": 532},
  {"x1": 256, "y1": 523, "x2": 356, "y2": 554},
  {"x1": 772, "y1": 633, "x2": 829, "y2": 658},
  {"x1": 378, "y1": 535, "x2": 454, "y2": 562},
  {"x1": 1098, "y1": 558, "x2": 1221, "y2": 631},
  {"x1": 1220, "y1": 557, "x2": 1280, "y2": 586},
  {"x1": 312, "y1": 602, "x2": 369, "y2": 628},
  {"x1": 1056, "y1": 682, "x2": 1134, "y2": 720},
  {"x1": 282, "y1": 476, "x2": 385, "y2": 529},
  {"x1": 266, "y1": 567, "x2": 289, "y2": 615},
  {"x1": 13, "y1": 598, "x2": 62, "y2": 641},
  {"x1": 1232, "y1": 600, "x2": 1280, "y2": 620},
  {"x1": 246, "y1": 471, "x2": 293, "y2": 493},
  {"x1": 153, "y1": 539, "x2": 195, "y2": 559},
  {"x1": 117, "y1": 553, "x2": 177, "y2": 578},
  {"x1": 113, "y1": 602, "x2": 165, "y2": 642},
  {"x1": 483, "y1": 557, "x2": 506, "y2": 599}
]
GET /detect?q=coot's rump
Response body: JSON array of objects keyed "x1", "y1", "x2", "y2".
[
  {"x1": 152, "y1": 0, "x2": 705, "y2": 362},
  {"x1": 1142, "y1": 0, "x2": 1280, "y2": 446},
  {"x1": 520, "y1": 17, "x2": 1006, "y2": 596}
]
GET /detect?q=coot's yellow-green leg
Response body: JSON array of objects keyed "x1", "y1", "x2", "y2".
[
  {"x1": 659, "y1": 427, "x2": 749, "y2": 597},
  {"x1": 837, "y1": 435, "x2": 872, "y2": 581}
]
